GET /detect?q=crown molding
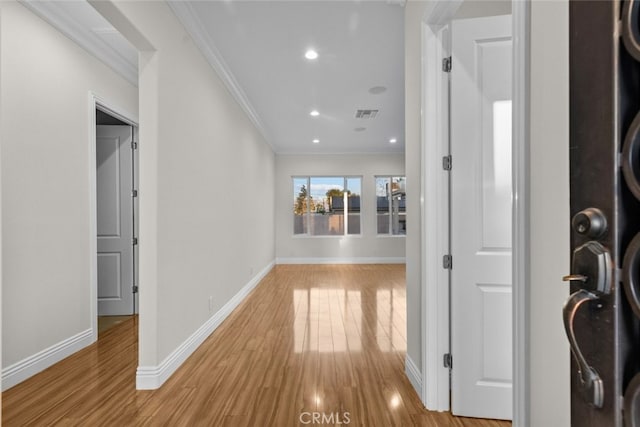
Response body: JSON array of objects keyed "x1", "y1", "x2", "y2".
[
  {"x1": 19, "y1": 0, "x2": 138, "y2": 87},
  {"x1": 167, "y1": 1, "x2": 273, "y2": 149}
]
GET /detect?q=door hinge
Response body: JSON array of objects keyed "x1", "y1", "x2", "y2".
[
  {"x1": 442, "y1": 155, "x2": 452, "y2": 171},
  {"x1": 132, "y1": 237, "x2": 138, "y2": 246},
  {"x1": 131, "y1": 140, "x2": 138, "y2": 150},
  {"x1": 443, "y1": 254, "x2": 453, "y2": 270},
  {"x1": 443, "y1": 353, "x2": 453, "y2": 369},
  {"x1": 442, "y1": 56, "x2": 452, "y2": 72},
  {"x1": 133, "y1": 285, "x2": 139, "y2": 294},
  {"x1": 131, "y1": 189, "x2": 138, "y2": 197}
]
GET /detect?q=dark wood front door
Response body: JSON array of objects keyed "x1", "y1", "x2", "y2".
[{"x1": 569, "y1": 1, "x2": 640, "y2": 425}]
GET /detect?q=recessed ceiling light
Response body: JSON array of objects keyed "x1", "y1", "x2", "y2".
[
  {"x1": 305, "y1": 49, "x2": 318, "y2": 60},
  {"x1": 354, "y1": 127, "x2": 366, "y2": 132},
  {"x1": 369, "y1": 86, "x2": 387, "y2": 95},
  {"x1": 389, "y1": 138, "x2": 397, "y2": 144},
  {"x1": 312, "y1": 139, "x2": 320, "y2": 144},
  {"x1": 310, "y1": 110, "x2": 320, "y2": 117}
]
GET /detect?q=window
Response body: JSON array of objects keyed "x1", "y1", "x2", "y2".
[
  {"x1": 376, "y1": 176, "x2": 406, "y2": 235},
  {"x1": 293, "y1": 176, "x2": 361, "y2": 236}
]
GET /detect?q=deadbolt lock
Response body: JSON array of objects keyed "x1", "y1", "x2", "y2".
[{"x1": 572, "y1": 208, "x2": 608, "y2": 239}]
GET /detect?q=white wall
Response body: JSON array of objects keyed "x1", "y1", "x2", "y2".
[
  {"x1": 101, "y1": 1, "x2": 275, "y2": 374},
  {"x1": 529, "y1": 1, "x2": 570, "y2": 425},
  {"x1": 0, "y1": 2, "x2": 3, "y2": 400},
  {"x1": 453, "y1": 0, "x2": 511, "y2": 19},
  {"x1": 275, "y1": 154, "x2": 405, "y2": 263},
  {"x1": 404, "y1": 0, "x2": 427, "y2": 378},
  {"x1": 0, "y1": 0, "x2": 138, "y2": 386}
]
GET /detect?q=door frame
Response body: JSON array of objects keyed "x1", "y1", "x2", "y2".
[
  {"x1": 420, "y1": 1, "x2": 529, "y2": 423},
  {"x1": 89, "y1": 92, "x2": 139, "y2": 340}
]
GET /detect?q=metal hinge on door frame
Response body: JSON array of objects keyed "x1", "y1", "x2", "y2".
[
  {"x1": 132, "y1": 285, "x2": 139, "y2": 294},
  {"x1": 442, "y1": 155, "x2": 452, "y2": 171},
  {"x1": 443, "y1": 353, "x2": 453, "y2": 369},
  {"x1": 442, "y1": 56, "x2": 452, "y2": 72},
  {"x1": 132, "y1": 237, "x2": 138, "y2": 246},
  {"x1": 131, "y1": 140, "x2": 138, "y2": 150},
  {"x1": 443, "y1": 254, "x2": 453, "y2": 269},
  {"x1": 131, "y1": 189, "x2": 138, "y2": 197}
]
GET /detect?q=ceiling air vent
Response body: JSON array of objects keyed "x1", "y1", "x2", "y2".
[{"x1": 355, "y1": 109, "x2": 379, "y2": 119}]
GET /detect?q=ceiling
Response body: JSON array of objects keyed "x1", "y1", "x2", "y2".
[{"x1": 23, "y1": 0, "x2": 405, "y2": 154}]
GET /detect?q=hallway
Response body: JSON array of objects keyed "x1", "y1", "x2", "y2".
[{"x1": 2, "y1": 265, "x2": 510, "y2": 426}]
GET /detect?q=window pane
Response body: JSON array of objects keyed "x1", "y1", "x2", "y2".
[
  {"x1": 293, "y1": 177, "x2": 308, "y2": 235},
  {"x1": 310, "y1": 177, "x2": 344, "y2": 235},
  {"x1": 346, "y1": 177, "x2": 361, "y2": 235},
  {"x1": 377, "y1": 176, "x2": 406, "y2": 235},
  {"x1": 376, "y1": 177, "x2": 391, "y2": 234},
  {"x1": 391, "y1": 177, "x2": 406, "y2": 235}
]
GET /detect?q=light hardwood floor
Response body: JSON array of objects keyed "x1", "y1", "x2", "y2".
[
  {"x1": 98, "y1": 315, "x2": 134, "y2": 335},
  {"x1": 2, "y1": 264, "x2": 511, "y2": 426}
]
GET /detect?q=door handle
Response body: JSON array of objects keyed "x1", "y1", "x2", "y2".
[
  {"x1": 562, "y1": 289, "x2": 604, "y2": 408},
  {"x1": 561, "y1": 238, "x2": 611, "y2": 409}
]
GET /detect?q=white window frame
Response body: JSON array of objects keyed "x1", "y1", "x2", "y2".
[
  {"x1": 375, "y1": 175, "x2": 406, "y2": 236},
  {"x1": 292, "y1": 176, "x2": 362, "y2": 237}
]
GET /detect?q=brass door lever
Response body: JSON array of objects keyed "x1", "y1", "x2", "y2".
[{"x1": 562, "y1": 274, "x2": 588, "y2": 283}]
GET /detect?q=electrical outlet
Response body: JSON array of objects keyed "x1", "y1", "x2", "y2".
[{"x1": 208, "y1": 296, "x2": 213, "y2": 312}]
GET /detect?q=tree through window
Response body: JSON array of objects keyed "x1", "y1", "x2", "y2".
[{"x1": 292, "y1": 176, "x2": 361, "y2": 236}]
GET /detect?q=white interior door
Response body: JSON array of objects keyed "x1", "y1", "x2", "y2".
[
  {"x1": 97, "y1": 125, "x2": 134, "y2": 316},
  {"x1": 450, "y1": 14, "x2": 513, "y2": 420}
]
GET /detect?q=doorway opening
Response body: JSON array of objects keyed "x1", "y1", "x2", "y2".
[
  {"x1": 90, "y1": 96, "x2": 139, "y2": 338},
  {"x1": 421, "y1": 0, "x2": 526, "y2": 423}
]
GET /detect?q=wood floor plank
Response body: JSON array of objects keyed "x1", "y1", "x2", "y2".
[{"x1": 2, "y1": 264, "x2": 511, "y2": 426}]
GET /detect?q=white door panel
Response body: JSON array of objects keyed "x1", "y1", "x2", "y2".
[
  {"x1": 451, "y1": 14, "x2": 512, "y2": 420},
  {"x1": 97, "y1": 125, "x2": 134, "y2": 316}
]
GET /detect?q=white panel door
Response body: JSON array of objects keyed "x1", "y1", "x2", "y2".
[
  {"x1": 450, "y1": 14, "x2": 512, "y2": 420},
  {"x1": 97, "y1": 125, "x2": 134, "y2": 316}
]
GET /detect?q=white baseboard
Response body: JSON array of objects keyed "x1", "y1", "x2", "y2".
[
  {"x1": 2, "y1": 328, "x2": 94, "y2": 391},
  {"x1": 136, "y1": 260, "x2": 275, "y2": 390},
  {"x1": 276, "y1": 257, "x2": 406, "y2": 265},
  {"x1": 405, "y1": 354, "x2": 423, "y2": 401}
]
